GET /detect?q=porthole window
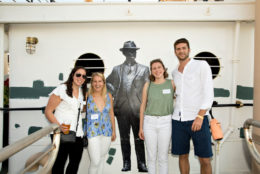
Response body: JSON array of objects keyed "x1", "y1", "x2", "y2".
[
  {"x1": 194, "y1": 52, "x2": 220, "y2": 79},
  {"x1": 75, "y1": 53, "x2": 105, "y2": 83}
]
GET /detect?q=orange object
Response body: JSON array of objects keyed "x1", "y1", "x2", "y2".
[
  {"x1": 62, "y1": 123, "x2": 71, "y2": 134},
  {"x1": 210, "y1": 118, "x2": 223, "y2": 141}
]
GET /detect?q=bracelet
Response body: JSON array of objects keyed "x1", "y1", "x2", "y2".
[{"x1": 197, "y1": 115, "x2": 204, "y2": 120}]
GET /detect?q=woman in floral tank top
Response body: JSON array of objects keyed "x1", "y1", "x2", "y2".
[{"x1": 84, "y1": 72, "x2": 116, "y2": 174}]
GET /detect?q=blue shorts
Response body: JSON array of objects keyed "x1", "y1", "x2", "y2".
[{"x1": 171, "y1": 117, "x2": 213, "y2": 158}]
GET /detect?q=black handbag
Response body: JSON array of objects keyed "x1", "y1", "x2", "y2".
[
  {"x1": 60, "y1": 131, "x2": 76, "y2": 143},
  {"x1": 60, "y1": 106, "x2": 81, "y2": 144}
]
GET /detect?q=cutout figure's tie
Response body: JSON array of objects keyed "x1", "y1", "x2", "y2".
[{"x1": 125, "y1": 65, "x2": 131, "y2": 74}]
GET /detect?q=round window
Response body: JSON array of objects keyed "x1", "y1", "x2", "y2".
[
  {"x1": 194, "y1": 52, "x2": 220, "y2": 79},
  {"x1": 75, "y1": 53, "x2": 105, "y2": 83}
]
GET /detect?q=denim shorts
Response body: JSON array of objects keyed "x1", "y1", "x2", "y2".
[{"x1": 171, "y1": 116, "x2": 213, "y2": 158}]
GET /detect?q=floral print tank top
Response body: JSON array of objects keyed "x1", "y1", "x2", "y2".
[{"x1": 84, "y1": 93, "x2": 112, "y2": 138}]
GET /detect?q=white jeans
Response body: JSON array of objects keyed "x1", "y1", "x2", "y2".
[
  {"x1": 87, "y1": 135, "x2": 111, "y2": 174},
  {"x1": 143, "y1": 115, "x2": 172, "y2": 174}
]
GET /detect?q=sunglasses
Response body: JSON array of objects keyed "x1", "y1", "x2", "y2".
[{"x1": 75, "y1": 73, "x2": 87, "y2": 79}]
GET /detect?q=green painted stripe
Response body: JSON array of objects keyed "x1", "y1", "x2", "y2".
[
  {"x1": 214, "y1": 88, "x2": 230, "y2": 97},
  {"x1": 10, "y1": 80, "x2": 55, "y2": 99},
  {"x1": 59, "y1": 73, "x2": 64, "y2": 81},
  {"x1": 15, "y1": 124, "x2": 20, "y2": 128},
  {"x1": 236, "y1": 85, "x2": 253, "y2": 100},
  {"x1": 28, "y1": 126, "x2": 42, "y2": 135},
  {"x1": 106, "y1": 156, "x2": 113, "y2": 165},
  {"x1": 108, "y1": 148, "x2": 116, "y2": 156}
]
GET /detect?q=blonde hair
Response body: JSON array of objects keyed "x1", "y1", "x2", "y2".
[{"x1": 89, "y1": 72, "x2": 107, "y2": 100}]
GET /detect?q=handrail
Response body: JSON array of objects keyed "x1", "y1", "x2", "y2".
[
  {"x1": 0, "y1": 101, "x2": 254, "y2": 112},
  {"x1": 0, "y1": 107, "x2": 45, "y2": 111},
  {"x1": 243, "y1": 119, "x2": 260, "y2": 164},
  {"x1": 0, "y1": 123, "x2": 61, "y2": 174}
]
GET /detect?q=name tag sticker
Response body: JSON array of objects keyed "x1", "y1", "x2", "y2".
[
  {"x1": 163, "y1": 89, "x2": 171, "y2": 94},
  {"x1": 91, "y1": 114, "x2": 99, "y2": 120}
]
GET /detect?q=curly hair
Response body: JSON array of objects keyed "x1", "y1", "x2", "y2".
[
  {"x1": 149, "y1": 59, "x2": 168, "y2": 81},
  {"x1": 64, "y1": 66, "x2": 88, "y2": 101}
]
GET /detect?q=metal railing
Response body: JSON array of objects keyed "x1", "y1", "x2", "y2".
[
  {"x1": 0, "y1": 101, "x2": 254, "y2": 173},
  {"x1": 243, "y1": 119, "x2": 260, "y2": 164},
  {"x1": 0, "y1": 101, "x2": 253, "y2": 113},
  {"x1": 0, "y1": 123, "x2": 61, "y2": 174}
]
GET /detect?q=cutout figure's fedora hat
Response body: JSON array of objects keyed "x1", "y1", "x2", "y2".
[{"x1": 120, "y1": 41, "x2": 140, "y2": 51}]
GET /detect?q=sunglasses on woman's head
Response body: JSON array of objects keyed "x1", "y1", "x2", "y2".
[{"x1": 75, "y1": 73, "x2": 87, "y2": 79}]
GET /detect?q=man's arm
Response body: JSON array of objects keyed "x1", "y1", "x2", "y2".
[
  {"x1": 192, "y1": 61, "x2": 214, "y2": 132},
  {"x1": 144, "y1": 66, "x2": 150, "y2": 82},
  {"x1": 199, "y1": 61, "x2": 214, "y2": 111},
  {"x1": 106, "y1": 68, "x2": 118, "y2": 96}
]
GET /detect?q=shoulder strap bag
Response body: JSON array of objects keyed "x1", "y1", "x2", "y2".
[
  {"x1": 60, "y1": 103, "x2": 81, "y2": 143},
  {"x1": 82, "y1": 96, "x2": 89, "y2": 148},
  {"x1": 209, "y1": 109, "x2": 223, "y2": 141}
]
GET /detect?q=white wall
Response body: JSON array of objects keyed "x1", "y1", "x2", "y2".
[{"x1": 8, "y1": 21, "x2": 253, "y2": 174}]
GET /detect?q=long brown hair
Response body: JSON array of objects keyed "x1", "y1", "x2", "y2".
[
  {"x1": 149, "y1": 59, "x2": 168, "y2": 81},
  {"x1": 64, "y1": 66, "x2": 87, "y2": 101}
]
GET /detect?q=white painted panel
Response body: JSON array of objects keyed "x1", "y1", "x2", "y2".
[
  {"x1": 0, "y1": 24, "x2": 4, "y2": 172},
  {"x1": 237, "y1": 22, "x2": 255, "y2": 87},
  {"x1": 0, "y1": 2, "x2": 255, "y2": 23},
  {"x1": 7, "y1": 21, "x2": 253, "y2": 173}
]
